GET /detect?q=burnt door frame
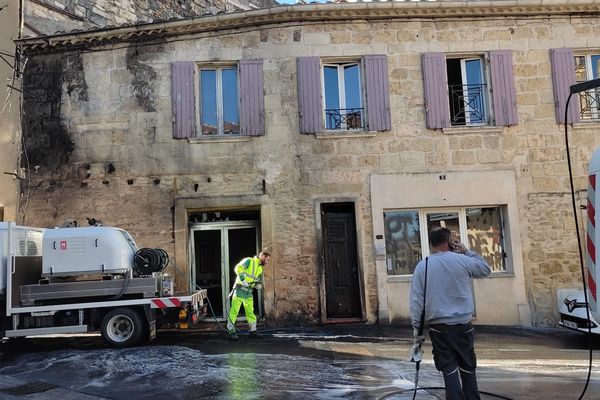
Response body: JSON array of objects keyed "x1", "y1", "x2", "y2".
[
  {"x1": 189, "y1": 221, "x2": 261, "y2": 321},
  {"x1": 316, "y1": 199, "x2": 365, "y2": 323}
]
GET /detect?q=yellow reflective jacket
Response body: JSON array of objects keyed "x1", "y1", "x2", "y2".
[{"x1": 233, "y1": 256, "x2": 263, "y2": 298}]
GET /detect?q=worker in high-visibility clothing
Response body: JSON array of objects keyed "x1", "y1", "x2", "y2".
[{"x1": 227, "y1": 250, "x2": 271, "y2": 341}]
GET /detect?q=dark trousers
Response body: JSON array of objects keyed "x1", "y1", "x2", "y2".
[{"x1": 428, "y1": 322, "x2": 480, "y2": 400}]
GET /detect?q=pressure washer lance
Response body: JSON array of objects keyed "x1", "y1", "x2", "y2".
[{"x1": 410, "y1": 325, "x2": 424, "y2": 400}]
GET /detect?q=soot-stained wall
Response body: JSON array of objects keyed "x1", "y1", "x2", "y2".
[{"x1": 21, "y1": 52, "x2": 87, "y2": 173}]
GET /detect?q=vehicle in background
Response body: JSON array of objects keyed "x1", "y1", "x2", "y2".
[
  {"x1": 0, "y1": 221, "x2": 207, "y2": 347},
  {"x1": 557, "y1": 288, "x2": 600, "y2": 335}
]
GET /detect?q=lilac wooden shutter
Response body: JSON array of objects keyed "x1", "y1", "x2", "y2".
[
  {"x1": 171, "y1": 62, "x2": 196, "y2": 138},
  {"x1": 422, "y1": 53, "x2": 450, "y2": 129},
  {"x1": 364, "y1": 55, "x2": 391, "y2": 131},
  {"x1": 239, "y1": 59, "x2": 265, "y2": 136},
  {"x1": 297, "y1": 57, "x2": 322, "y2": 134},
  {"x1": 489, "y1": 50, "x2": 518, "y2": 126},
  {"x1": 550, "y1": 48, "x2": 580, "y2": 124}
]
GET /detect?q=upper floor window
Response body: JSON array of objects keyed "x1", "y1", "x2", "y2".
[
  {"x1": 171, "y1": 60, "x2": 264, "y2": 139},
  {"x1": 550, "y1": 48, "x2": 600, "y2": 124},
  {"x1": 200, "y1": 67, "x2": 239, "y2": 135},
  {"x1": 323, "y1": 62, "x2": 364, "y2": 130},
  {"x1": 422, "y1": 51, "x2": 518, "y2": 129},
  {"x1": 297, "y1": 55, "x2": 391, "y2": 134},
  {"x1": 575, "y1": 54, "x2": 600, "y2": 120},
  {"x1": 383, "y1": 206, "x2": 509, "y2": 276},
  {"x1": 447, "y1": 57, "x2": 489, "y2": 126}
]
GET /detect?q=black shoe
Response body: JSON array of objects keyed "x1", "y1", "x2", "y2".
[
  {"x1": 248, "y1": 331, "x2": 262, "y2": 338},
  {"x1": 229, "y1": 333, "x2": 239, "y2": 341}
]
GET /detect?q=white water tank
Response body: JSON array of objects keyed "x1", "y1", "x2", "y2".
[{"x1": 42, "y1": 227, "x2": 138, "y2": 277}]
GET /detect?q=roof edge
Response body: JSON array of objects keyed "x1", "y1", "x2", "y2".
[{"x1": 15, "y1": 1, "x2": 600, "y2": 52}]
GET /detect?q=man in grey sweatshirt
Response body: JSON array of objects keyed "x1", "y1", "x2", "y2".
[{"x1": 409, "y1": 227, "x2": 491, "y2": 400}]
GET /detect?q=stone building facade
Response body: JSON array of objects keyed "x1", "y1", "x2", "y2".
[
  {"x1": 0, "y1": 1, "x2": 21, "y2": 223},
  {"x1": 15, "y1": 0, "x2": 600, "y2": 328}
]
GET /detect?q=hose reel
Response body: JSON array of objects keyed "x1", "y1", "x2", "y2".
[{"x1": 134, "y1": 248, "x2": 169, "y2": 276}]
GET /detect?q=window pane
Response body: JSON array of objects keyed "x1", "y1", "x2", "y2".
[
  {"x1": 465, "y1": 59, "x2": 483, "y2": 85},
  {"x1": 201, "y1": 70, "x2": 218, "y2": 135},
  {"x1": 575, "y1": 56, "x2": 587, "y2": 82},
  {"x1": 466, "y1": 207, "x2": 506, "y2": 272},
  {"x1": 384, "y1": 211, "x2": 421, "y2": 275},
  {"x1": 426, "y1": 212, "x2": 460, "y2": 254},
  {"x1": 591, "y1": 55, "x2": 600, "y2": 79},
  {"x1": 344, "y1": 64, "x2": 361, "y2": 109},
  {"x1": 344, "y1": 64, "x2": 362, "y2": 129},
  {"x1": 221, "y1": 68, "x2": 239, "y2": 134},
  {"x1": 324, "y1": 65, "x2": 340, "y2": 129},
  {"x1": 464, "y1": 59, "x2": 485, "y2": 124}
]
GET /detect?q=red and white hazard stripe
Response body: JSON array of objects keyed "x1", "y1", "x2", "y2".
[
  {"x1": 151, "y1": 297, "x2": 182, "y2": 309},
  {"x1": 587, "y1": 172, "x2": 598, "y2": 313}
]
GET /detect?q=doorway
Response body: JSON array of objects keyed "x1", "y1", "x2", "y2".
[
  {"x1": 189, "y1": 211, "x2": 261, "y2": 320},
  {"x1": 321, "y1": 202, "x2": 362, "y2": 319}
]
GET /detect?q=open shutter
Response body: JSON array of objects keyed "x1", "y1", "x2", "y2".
[
  {"x1": 171, "y1": 62, "x2": 196, "y2": 139},
  {"x1": 364, "y1": 55, "x2": 391, "y2": 131},
  {"x1": 239, "y1": 59, "x2": 265, "y2": 136},
  {"x1": 297, "y1": 57, "x2": 322, "y2": 134},
  {"x1": 422, "y1": 53, "x2": 450, "y2": 129},
  {"x1": 489, "y1": 50, "x2": 518, "y2": 126},
  {"x1": 550, "y1": 48, "x2": 580, "y2": 124}
]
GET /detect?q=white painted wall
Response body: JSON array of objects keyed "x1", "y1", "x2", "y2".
[{"x1": 371, "y1": 170, "x2": 531, "y2": 326}]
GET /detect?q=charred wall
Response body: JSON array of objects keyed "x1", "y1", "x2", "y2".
[
  {"x1": 21, "y1": 52, "x2": 87, "y2": 173},
  {"x1": 126, "y1": 45, "x2": 157, "y2": 112}
]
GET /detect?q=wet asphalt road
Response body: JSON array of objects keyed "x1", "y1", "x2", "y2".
[{"x1": 0, "y1": 324, "x2": 597, "y2": 400}]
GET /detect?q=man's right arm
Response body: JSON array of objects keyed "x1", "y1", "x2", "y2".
[
  {"x1": 463, "y1": 250, "x2": 491, "y2": 278},
  {"x1": 409, "y1": 264, "x2": 425, "y2": 329}
]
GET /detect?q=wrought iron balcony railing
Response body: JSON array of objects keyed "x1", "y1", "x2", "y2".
[
  {"x1": 449, "y1": 83, "x2": 488, "y2": 126},
  {"x1": 578, "y1": 87, "x2": 600, "y2": 120},
  {"x1": 325, "y1": 108, "x2": 364, "y2": 130}
]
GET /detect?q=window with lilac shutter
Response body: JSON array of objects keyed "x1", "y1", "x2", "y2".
[
  {"x1": 422, "y1": 51, "x2": 518, "y2": 129},
  {"x1": 171, "y1": 60, "x2": 264, "y2": 138},
  {"x1": 551, "y1": 48, "x2": 600, "y2": 123},
  {"x1": 297, "y1": 55, "x2": 391, "y2": 134}
]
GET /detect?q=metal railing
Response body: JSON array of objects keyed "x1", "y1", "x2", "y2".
[
  {"x1": 578, "y1": 88, "x2": 600, "y2": 120},
  {"x1": 325, "y1": 108, "x2": 364, "y2": 130},
  {"x1": 449, "y1": 83, "x2": 488, "y2": 126}
]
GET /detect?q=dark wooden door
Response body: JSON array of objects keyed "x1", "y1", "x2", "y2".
[{"x1": 322, "y1": 204, "x2": 361, "y2": 318}]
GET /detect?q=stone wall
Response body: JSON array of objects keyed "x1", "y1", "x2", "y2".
[{"x1": 18, "y1": 5, "x2": 600, "y2": 327}]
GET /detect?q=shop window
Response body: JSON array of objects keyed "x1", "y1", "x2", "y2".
[{"x1": 384, "y1": 206, "x2": 508, "y2": 276}]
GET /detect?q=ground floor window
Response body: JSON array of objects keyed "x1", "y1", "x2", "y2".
[{"x1": 383, "y1": 206, "x2": 508, "y2": 276}]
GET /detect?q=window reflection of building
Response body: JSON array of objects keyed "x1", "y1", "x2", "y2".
[
  {"x1": 384, "y1": 210, "x2": 421, "y2": 275},
  {"x1": 384, "y1": 206, "x2": 508, "y2": 276}
]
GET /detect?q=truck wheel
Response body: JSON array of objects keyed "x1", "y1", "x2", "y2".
[{"x1": 100, "y1": 308, "x2": 145, "y2": 348}]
